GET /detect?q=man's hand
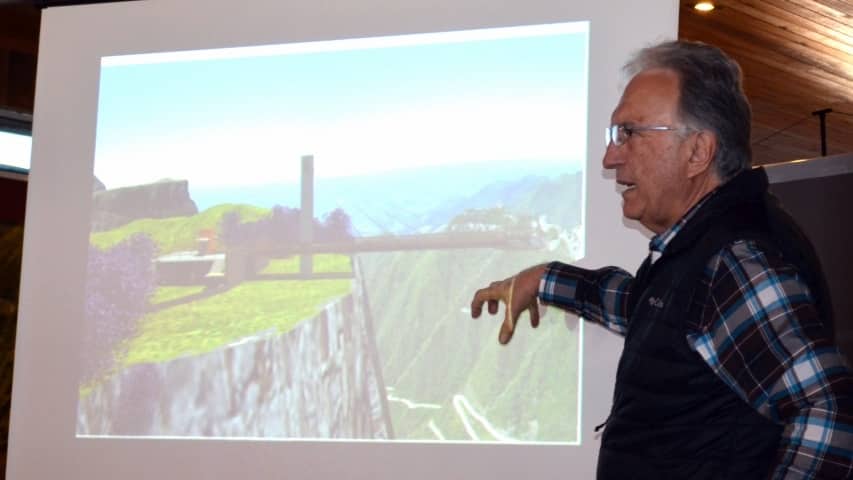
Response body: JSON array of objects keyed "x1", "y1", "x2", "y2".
[{"x1": 470, "y1": 264, "x2": 547, "y2": 344}]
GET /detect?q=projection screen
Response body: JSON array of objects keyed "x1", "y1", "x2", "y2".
[{"x1": 8, "y1": 0, "x2": 677, "y2": 478}]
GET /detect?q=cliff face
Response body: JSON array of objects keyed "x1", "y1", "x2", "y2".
[
  {"x1": 91, "y1": 179, "x2": 198, "y2": 231},
  {"x1": 77, "y1": 278, "x2": 392, "y2": 439}
]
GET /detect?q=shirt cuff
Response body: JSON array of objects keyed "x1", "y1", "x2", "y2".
[{"x1": 538, "y1": 261, "x2": 585, "y2": 312}]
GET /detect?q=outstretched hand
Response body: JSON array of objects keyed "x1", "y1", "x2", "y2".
[{"x1": 470, "y1": 264, "x2": 547, "y2": 344}]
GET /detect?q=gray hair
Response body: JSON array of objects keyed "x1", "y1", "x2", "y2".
[{"x1": 625, "y1": 41, "x2": 752, "y2": 181}]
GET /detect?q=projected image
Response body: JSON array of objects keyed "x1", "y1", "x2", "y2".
[{"x1": 76, "y1": 23, "x2": 588, "y2": 444}]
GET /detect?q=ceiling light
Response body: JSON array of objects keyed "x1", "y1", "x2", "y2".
[{"x1": 694, "y1": 2, "x2": 715, "y2": 11}]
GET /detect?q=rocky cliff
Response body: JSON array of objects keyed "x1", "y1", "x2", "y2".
[
  {"x1": 91, "y1": 179, "x2": 198, "y2": 231},
  {"x1": 77, "y1": 277, "x2": 392, "y2": 439}
]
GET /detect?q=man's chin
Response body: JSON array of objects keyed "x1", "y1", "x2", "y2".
[{"x1": 621, "y1": 204, "x2": 641, "y2": 223}]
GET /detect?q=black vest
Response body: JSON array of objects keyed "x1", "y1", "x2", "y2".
[{"x1": 596, "y1": 168, "x2": 833, "y2": 480}]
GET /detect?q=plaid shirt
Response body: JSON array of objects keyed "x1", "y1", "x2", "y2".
[{"x1": 539, "y1": 196, "x2": 853, "y2": 479}]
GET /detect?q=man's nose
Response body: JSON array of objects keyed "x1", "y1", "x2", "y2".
[{"x1": 602, "y1": 143, "x2": 623, "y2": 170}]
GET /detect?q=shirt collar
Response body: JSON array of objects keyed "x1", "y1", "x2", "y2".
[{"x1": 648, "y1": 189, "x2": 717, "y2": 264}]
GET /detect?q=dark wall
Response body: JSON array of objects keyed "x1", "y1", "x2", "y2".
[
  {"x1": 0, "y1": 175, "x2": 25, "y2": 480},
  {"x1": 0, "y1": 177, "x2": 27, "y2": 225},
  {"x1": 770, "y1": 172, "x2": 853, "y2": 364},
  {"x1": 0, "y1": 4, "x2": 39, "y2": 115}
]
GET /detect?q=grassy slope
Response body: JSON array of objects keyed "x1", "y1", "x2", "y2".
[
  {"x1": 150, "y1": 286, "x2": 207, "y2": 305},
  {"x1": 261, "y1": 254, "x2": 352, "y2": 274},
  {"x1": 90, "y1": 203, "x2": 268, "y2": 253},
  {"x1": 87, "y1": 204, "x2": 354, "y2": 368},
  {"x1": 123, "y1": 279, "x2": 352, "y2": 367}
]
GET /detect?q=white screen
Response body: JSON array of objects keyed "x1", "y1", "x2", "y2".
[
  {"x1": 9, "y1": 0, "x2": 677, "y2": 478},
  {"x1": 80, "y1": 22, "x2": 587, "y2": 444}
]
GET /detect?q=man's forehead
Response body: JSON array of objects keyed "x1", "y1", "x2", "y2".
[
  {"x1": 622, "y1": 69, "x2": 681, "y2": 100},
  {"x1": 612, "y1": 69, "x2": 681, "y2": 121}
]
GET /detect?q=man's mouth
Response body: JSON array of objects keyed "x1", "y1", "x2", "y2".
[{"x1": 617, "y1": 180, "x2": 636, "y2": 194}]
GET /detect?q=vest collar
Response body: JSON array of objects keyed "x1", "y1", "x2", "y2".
[{"x1": 657, "y1": 167, "x2": 769, "y2": 262}]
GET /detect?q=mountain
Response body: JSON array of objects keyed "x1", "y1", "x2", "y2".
[
  {"x1": 91, "y1": 179, "x2": 198, "y2": 232},
  {"x1": 356, "y1": 172, "x2": 584, "y2": 442},
  {"x1": 188, "y1": 160, "x2": 582, "y2": 236},
  {"x1": 422, "y1": 171, "x2": 582, "y2": 232}
]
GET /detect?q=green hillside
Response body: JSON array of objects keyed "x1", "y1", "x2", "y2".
[
  {"x1": 123, "y1": 278, "x2": 352, "y2": 367},
  {"x1": 358, "y1": 248, "x2": 580, "y2": 443},
  {"x1": 90, "y1": 203, "x2": 268, "y2": 253},
  {"x1": 262, "y1": 254, "x2": 352, "y2": 275},
  {"x1": 85, "y1": 203, "x2": 355, "y2": 377}
]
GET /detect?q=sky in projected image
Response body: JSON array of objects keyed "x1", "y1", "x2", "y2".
[{"x1": 93, "y1": 23, "x2": 588, "y2": 196}]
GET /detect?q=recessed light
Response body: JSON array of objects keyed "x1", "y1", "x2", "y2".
[{"x1": 694, "y1": 2, "x2": 715, "y2": 12}]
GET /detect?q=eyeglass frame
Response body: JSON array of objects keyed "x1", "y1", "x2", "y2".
[{"x1": 605, "y1": 124, "x2": 692, "y2": 147}]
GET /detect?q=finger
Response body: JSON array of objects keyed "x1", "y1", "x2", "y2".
[
  {"x1": 470, "y1": 303, "x2": 482, "y2": 318},
  {"x1": 529, "y1": 300, "x2": 540, "y2": 328},
  {"x1": 471, "y1": 281, "x2": 506, "y2": 318},
  {"x1": 487, "y1": 299, "x2": 499, "y2": 315},
  {"x1": 498, "y1": 308, "x2": 516, "y2": 345},
  {"x1": 470, "y1": 288, "x2": 488, "y2": 318}
]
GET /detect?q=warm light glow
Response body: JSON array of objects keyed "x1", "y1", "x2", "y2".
[{"x1": 694, "y1": 2, "x2": 715, "y2": 11}]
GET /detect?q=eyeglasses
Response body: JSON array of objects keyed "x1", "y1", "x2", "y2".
[{"x1": 605, "y1": 124, "x2": 687, "y2": 147}]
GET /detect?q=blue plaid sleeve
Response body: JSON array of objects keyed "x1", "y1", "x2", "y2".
[
  {"x1": 538, "y1": 261, "x2": 633, "y2": 335},
  {"x1": 686, "y1": 240, "x2": 853, "y2": 479}
]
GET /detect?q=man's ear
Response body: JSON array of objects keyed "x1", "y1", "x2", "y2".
[{"x1": 686, "y1": 130, "x2": 717, "y2": 179}]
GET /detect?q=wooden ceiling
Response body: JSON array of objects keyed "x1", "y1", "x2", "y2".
[
  {"x1": 0, "y1": 1, "x2": 851, "y2": 165},
  {"x1": 679, "y1": 0, "x2": 853, "y2": 165}
]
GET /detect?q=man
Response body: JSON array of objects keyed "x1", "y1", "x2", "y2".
[{"x1": 471, "y1": 41, "x2": 853, "y2": 479}]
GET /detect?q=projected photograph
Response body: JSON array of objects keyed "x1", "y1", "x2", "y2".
[{"x1": 76, "y1": 22, "x2": 588, "y2": 444}]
